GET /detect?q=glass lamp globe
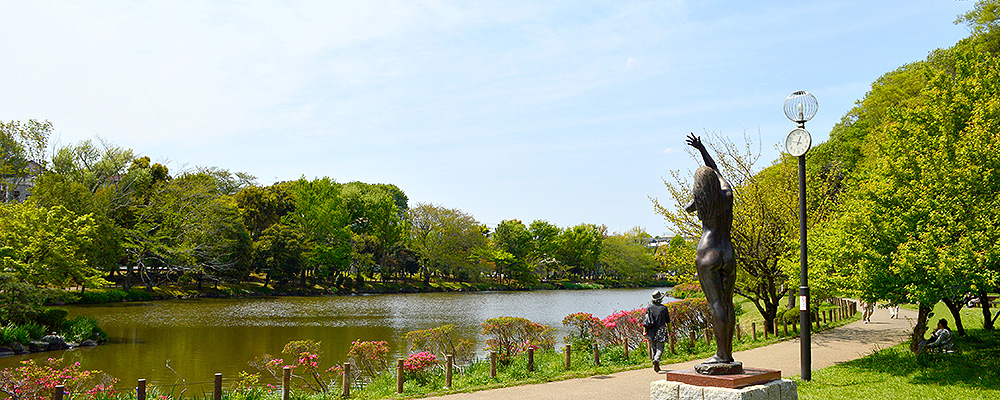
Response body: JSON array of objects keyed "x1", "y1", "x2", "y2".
[{"x1": 783, "y1": 91, "x2": 818, "y2": 124}]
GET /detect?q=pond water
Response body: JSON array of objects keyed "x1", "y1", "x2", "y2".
[{"x1": 0, "y1": 288, "x2": 674, "y2": 389}]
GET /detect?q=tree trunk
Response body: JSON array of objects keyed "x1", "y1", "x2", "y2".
[
  {"x1": 910, "y1": 302, "x2": 933, "y2": 354},
  {"x1": 941, "y1": 296, "x2": 966, "y2": 336},
  {"x1": 979, "y1": 289, "x2": 995, "y2": 331}
]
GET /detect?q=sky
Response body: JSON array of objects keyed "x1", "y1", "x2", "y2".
[{"x1": 0, "y1": 0, "x2": 976, "y2": 236}]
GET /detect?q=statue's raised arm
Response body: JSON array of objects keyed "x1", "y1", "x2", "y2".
[{"x1": 685, "y1": 133, "x2": 718, "y2": 172}]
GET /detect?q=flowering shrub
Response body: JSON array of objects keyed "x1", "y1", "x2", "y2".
[
  {"x1": 249, "y1": 339, "x2": 331, "y2": 393},
  {"x1": 670, "y1": 282, "x2": 703, "y2": 299},
  {"x1": 666, "y1": 298, "x2": 714, "y2": 338},
  {"x1": 594, "y1": 309, "x2": 645, "y2": 350},
  {"x1": 402, "y1": 351, "x2": 437, "y2": 373},
  {"x1": 404, "y1": 324, "x2": 474, "y2": 364},
  {"x1": 481, "y1": 317, "x2": 555, "y2": 363},
  {"x1": 562, "y1": 312, "x2": 600, "y2": 348},
  {"x1": 0, "y1": 358, "x2": 117, "y2": 400},
  {"x1": 346, "y1": 340, "x2": 390, "y2": 385}
]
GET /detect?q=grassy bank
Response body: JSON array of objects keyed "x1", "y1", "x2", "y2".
[
  {"x1": 797, "y1": 329, "x2": 999, "y2": 400},
  {"x1": 798, "y1": 300, "x2": 999, "y2": 400}
]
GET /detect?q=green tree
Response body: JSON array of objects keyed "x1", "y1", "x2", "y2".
[
  {"x1": 553, "y1": 224, "x2": 604, "y2": 280},
  {"x1": 487, "y1": 220, "x2": 535, "y2": 285},
  {"x1": 0, "y1": 202, "x2": 107, "y2": 289},
  {"x1": 599, "y1": 227, "x2": 657, "y2": 284},
  {"x1": 407, "y1": 203, "x2": 487, "y2": 283},
  {"x1": 654, "y1": 235, "x2": 696, "y2": 280},
  {"x1": 814, "y1": 49, "x2": 1000, "y2": 349},
  {"x1": 341, "y1": 182, "x2": 408, "y2": 283},
  {"x1": 286, "y1": 177, "x2": 353, "y2": 287}
]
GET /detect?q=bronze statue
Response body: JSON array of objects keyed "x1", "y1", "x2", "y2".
[{"x1": 684, "y1": 133, "x2": 741, "y2": 375}]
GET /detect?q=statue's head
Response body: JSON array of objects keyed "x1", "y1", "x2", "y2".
[{"x1": 692, "y1": 166, "x2": 721, "y2": 221}]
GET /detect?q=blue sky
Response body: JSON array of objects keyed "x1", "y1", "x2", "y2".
[{"x1": 0, "y1": 1, "x2": 975, "y2": 235}]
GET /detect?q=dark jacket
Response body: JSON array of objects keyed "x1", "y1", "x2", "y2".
[{"x1": 643, "y1": 302, "x2": 671, "y2": 342}]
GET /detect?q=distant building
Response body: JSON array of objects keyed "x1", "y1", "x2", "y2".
[{"x1": 2, "y1": 160, "x2": 44, "y2": 203}]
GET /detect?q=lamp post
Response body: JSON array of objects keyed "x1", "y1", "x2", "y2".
[{"x1": 784, "y1": 90, "x2": 817, "y2": 381}]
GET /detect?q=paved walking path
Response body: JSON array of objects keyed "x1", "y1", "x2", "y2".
[{"x1": 437, "y1": 305, "x2": 916, "y2": 400}]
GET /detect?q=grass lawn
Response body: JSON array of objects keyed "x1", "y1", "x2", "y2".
[{"x1": 798, "y1": 301, "x2": 1000, "y2": 400}]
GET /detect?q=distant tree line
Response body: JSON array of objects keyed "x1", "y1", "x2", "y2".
[{"x1": 1, "y1": 128, "x2": 687, "y2": 294}]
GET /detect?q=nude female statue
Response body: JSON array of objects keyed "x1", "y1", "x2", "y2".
[{"x1": 684, "y1": 133, "x2": 739, "y2": 371}]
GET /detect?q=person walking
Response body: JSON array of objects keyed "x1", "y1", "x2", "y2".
[
  {"x1": 643, "y1": 290, "x2": 671, "y2": 372},
  {"x1": 889, "y1": 304, "x2": 899, "y2": 319}
]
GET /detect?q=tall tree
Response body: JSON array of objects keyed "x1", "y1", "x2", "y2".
[
  {"x1": 408, "y1": 203, "x2": 487, "y2": 283},
  {"x1": 814, "y1": 48, "x2": 1000, "y2": 349}
]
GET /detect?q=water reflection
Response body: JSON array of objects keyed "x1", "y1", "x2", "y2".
[{"x1": 0, "y1": 288, "x2": 674, "y2": 387}]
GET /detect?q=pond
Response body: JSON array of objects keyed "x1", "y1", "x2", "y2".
[{"x1": 0, "y1": 288, "x2": 675, "y2": 389}]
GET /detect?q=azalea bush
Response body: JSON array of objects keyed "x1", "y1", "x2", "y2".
[
  {"x1": 401, "y1": 351, "x2": 438, "y2": 385},
  {"x1": 346, "y1": 340, "x2": 390, "y2": 386},
  {"x1": 249, "y1": 339, "x2": 336, "y2": 393},
  {"x1": 666, "y1": 298, "x2": 714, "y2": 338},
  {"x1": 404, "y1": 324, "x2": 474, "y2": 364},
  {"x1": 670, "y1": 282, "x2": 703, "y2": 299},
  {"x1": 0, "y1": 358, "x2": 117, "y2": 400},
  {"x1": 481, "y1": 317, "x2": 555, "y2": 363},
  {"x1": 595, "y1": 309, "x2": 645, "y2": 350},
  {"x1": 562, "y1": 312, "x2": 601, "y2": 349}
]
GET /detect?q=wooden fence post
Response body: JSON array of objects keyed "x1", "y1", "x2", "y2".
[
  {"x1": 736, "y1": 324, "x2": 742, "y2": 341},
  {"x1": 565, "y1": 344, "x2": 572, "y2": 370},
  {"x1": 53, "y1": 385, "x2": 64, "y2": 400},
  {"x1": 490, "y1": 351, "x2": 497, "y2": 378},
  {"x1": 527, "y1": 348, "x2": 535, "y2": 372},
  {"x1": 593, "y1": 344, "x2": 601, "y2": 366},
  {"x1": 214, "y1": 373, "x2": 222, "y2": 400},
  {"x1": 446, "y1": 354, "x2": 454, "y2": 387},
  {"x1": 623, "y1": 339, "x2": 629, "y2": 360},
  {"x1": 669, "y1": 331, "x2": 676, "y2": 354},
  {"x1": 783, "y1": 318, "x2": 788, "y2": 336},
  {"x1": 704, "y1": 330, "x2": 711, "y2": 345},
  {"x1": 751, "y1": 322, "x2": 757, "y2": 341},
  {"x1": 397, "y1": 359, "x2": 404, "y2": 393},
  {"x1": 282, "y1": 366, "x2": 291, "y2": 400},
  {"x1": 137, "y1": 379, "x2": 146, "y2": 400},
  {"x1": 342, "y1": 363, "x2": 350, "y2": 398}
]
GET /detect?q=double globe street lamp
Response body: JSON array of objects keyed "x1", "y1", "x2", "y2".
[{"x1": 783, "y1": 90, "x2": 817, "y2": 381}]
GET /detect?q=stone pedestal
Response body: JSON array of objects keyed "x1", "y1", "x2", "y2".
[
  {"x1": 664, "y1": 368, "x2": 780, "y2": 389},
  {"x1": 651, "y1": 378, "x2": 797, "y2": 400}
]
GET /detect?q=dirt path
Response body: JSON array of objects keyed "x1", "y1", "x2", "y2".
[{"x1": 436, "y1": 305, "x2": 916, "y2": 400}]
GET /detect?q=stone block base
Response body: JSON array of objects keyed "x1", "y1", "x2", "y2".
[{"x1": 651, "y1": 378, "x2": 798, "y2": 400}]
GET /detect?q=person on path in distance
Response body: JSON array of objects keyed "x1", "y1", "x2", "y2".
[
  {"x1": 643, "y1": 290, "x2": 671, "y2": 372},
  {"x1": 862, "y1": 300, "x2": 875, "y2": 324}
]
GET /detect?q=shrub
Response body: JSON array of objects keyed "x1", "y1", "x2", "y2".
[
  {"x1": 562, "y1": 312, "x2": 600, "y2": 349},
  {"x1": 594, "y1": 309, "x2": 646, "y2": 350},
  {"x1": 248, "y1": 339, "x2": 333, "y2": 393},
  {"x1": 347, "y1": 340, "x2": 390, "y2": 387},
  {"x1": 666, "y1": 298, "x2": 713, "y2": 337},
  {"x1": 34, "y1": 308, "x2": 68, "y2": 331},
  {"x1": 481, "y1": 317, "x2": 555, "y2": 363},
  {"x1": 0, "y1": 358, "x2": 118, "y2": 400},
  {"x1": 670, "y1": 282, "x2": 703, "y2": 299},
  {"x1": 404, "y1": 324, "x2": 474, "y2": 364},
  {"x1": 64, "y1": 316, "x2": 107, "y2": 343}
]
